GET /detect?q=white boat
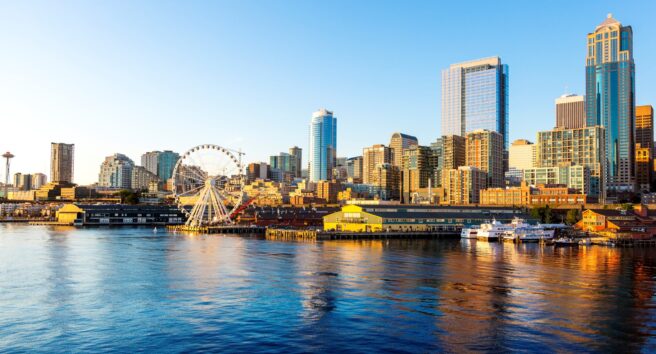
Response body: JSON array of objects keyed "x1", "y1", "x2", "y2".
[
  {"x1": 460, "y1": 228, "x2": 478, "y2": 239},
  {"x1": 503, "y1": 227, "x2": 555, "y2": 243},
  {"x1": 475, "y1": 219, "x2": 516, "y2": 242}
]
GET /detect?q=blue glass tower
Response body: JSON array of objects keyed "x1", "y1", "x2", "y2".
[
  {"x1": 309, "y1": 109, "x2": 337, "y2": 182},
  {"x1": 441, "y1": 57, "x2": 509, "y2": 149},
  {"x1": 585, "y1": 14, "x2": 635, "y2": 193},
  {"x1": 157, "y1": 150, "x2": 180, "y2": 182}
]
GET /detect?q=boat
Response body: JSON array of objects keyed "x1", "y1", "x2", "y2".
[
  {"x1": 554, "y1": 237, "x2": 579, "y2": 246},
  {"x1": 502, "y1": 227, "x2": 555, "y2": 243},
  {"x1": 460, "y1": 228, "x2": 478, "y2": 239},
  {"x1": 476, "y1": 219, "x2": 516, "y2": 242}
]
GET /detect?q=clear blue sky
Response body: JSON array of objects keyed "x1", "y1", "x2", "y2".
[{"x1": 1, "y1": 0, "x2": 655, "y2": 184}]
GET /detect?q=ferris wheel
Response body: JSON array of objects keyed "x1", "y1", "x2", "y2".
[{"x1": 172, "y1": 144, "x2": 245, "y2": 227}]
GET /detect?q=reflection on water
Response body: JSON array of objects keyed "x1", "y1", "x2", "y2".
[{"x1": 0, "y1": 225, "x2": 655, "y2": 352}]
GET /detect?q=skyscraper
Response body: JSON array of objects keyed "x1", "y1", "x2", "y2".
[
  {"x1": 555, "y1": 94, "x2": 586, "y2": 129},
  {"x1": 51, "y1": 143, "x2": 74, "y2": 183},
  {"x1": 389, "y1": 132, "x2": 418, "y2": 168},
  {"x1": 441, "y1": 56, "x2": 509, "y2": 148},
  {"x1": 309, "y1": 109, "x2": 337, "y2": 182},
  {"x1": 585, "y1": 14, "x2": 635, "y2": 193},
  {"x1": 508, "y1": 139, "x2": 536, "y2": 170}
]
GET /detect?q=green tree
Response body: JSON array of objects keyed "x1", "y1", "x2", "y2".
[
  {"x1": 565, "y1": 209, "x2": 581, "y2": 225},
  {"x1": 118, "y1": 189, "x2": 140, "y2": 205},
  {"x1": 543, "y1": 205, "x2": 553, "y2": 223}
]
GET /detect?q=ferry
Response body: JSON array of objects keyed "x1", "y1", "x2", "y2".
[{"x1": 475, "y1": 219, "x2": 517, "y2": 242}]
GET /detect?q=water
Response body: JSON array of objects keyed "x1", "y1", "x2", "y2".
[{"x1": 1, "y1": 224, "x2": 656, "y2": 353}]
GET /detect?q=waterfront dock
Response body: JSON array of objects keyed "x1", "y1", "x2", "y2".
[
  {"x1": 265, "y1": 228, "x2": 460, "y2": 241},
  {"x1": 167, "y1": 225, "x2": 266, "y2": 234}
]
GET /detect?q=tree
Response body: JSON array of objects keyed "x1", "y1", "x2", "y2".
[
  {"x1": 565, "y1": 209, "x2": 581, "y2": 225},
  {"x1": 118, "y1": 189, "x2": 140, "y2": 205}
]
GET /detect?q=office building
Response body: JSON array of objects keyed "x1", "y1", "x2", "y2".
[
  {"x1": 363, "y1": 144, "x2": 392, "y2": 185},
  {"x1": 157, "y1": 150, "x2": 179, "y2": 182},
  {"x1": 289, "y1": 146, "x2": 302, "y2": 178},
  {"x1": 389, "y1": 132, "x2": 418, "y2": 168},
  {"x1": 466, "y1": 129, "x2": 504, "y2": 188},
  {"x1": 309, "y1": 108, "x2": 337, "y2": 182},
  {"x1": 585, "y1": 14, "x2": 635, "y2": 192},
  {"x1": 555, "y1": 94, "x2": 586, "y2": 129},
  {"x1": 98, "y1": 154, "x2": 135, "y2": 189},
  {"x1": 508, "y1": 139, "x2": 536, "y2": 170},
  {"x1": 480, "y1": 182, "x2": 588, "y2": 207},
  {"x1": 442, "y1": 166, "x2": 487, "y2": 205},
  {"x1": 536, "y1": 126, "x2": 605, "y2": 198},
  {"x1": 442, "y1": 56, "x2": 509, "y2": 148},
  {"x1": 51, "y1": 143, "x2": 74, "y2": 183}
]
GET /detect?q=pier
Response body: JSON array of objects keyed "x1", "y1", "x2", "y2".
[
  {"x1": 265, "y1": 228, "x2": 460, "y2": 241},
  {"x1": 167, "y1": 225, "x2": 266, "y2": 234}
]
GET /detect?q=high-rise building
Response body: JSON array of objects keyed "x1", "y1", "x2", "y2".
[
  {"x1": 157, "y1": 151, "x2": 179, "y2": 182},
  {"x1": 309, "y1": 108, "x2": 337, "y2": 182},
  {"x1": 536, "y1": 126, "x2": 606, "y2": 199},
  {"x1": 509, "y1": 139, "x2": 536, "y2": 170},
  {"x1": 555, "y1": 94, "x2": 586, "y2": 129},
  {"x1": 362, "y1": 144, "x2": 391, "y2": 185},
  {"x1": 585, "y1": 14, "x2": 635, "y2": 192},
  {"x1": 13, "y1": 173, "x2": 22, "y2": 190},
  {"x1": 442, "y1": 166, "x2": 487, "y2": 205},
  {"x1": 431, "y1": 135, "x2": 466, "y2": 187},
  {"x1": 389, "y1": 132, "x2": 418, "y2": 168},
  {"x1": 466, "y1": 129, "x2": 504, "y2": 188},
  {"x1": 98, "y1": 154, "x2": 135, "y2": 189},
  {"x1": 402, "y1": 145, "x2": 438, "y2": 203},
  {"x1": 636, "y1": 105, "x2": 654, "y2": 192},
  {"x1": 289, "y1": 146, "x2": 302, "y2": 178},
  {"x1": 51, "y1": 143, "x2": 74, "y2": 183},
  {"x1": 141, "y1": 151, "x2": 161, "y2": 176},
  {"x1": 442, "y1": 56, "x2": 509, "y2": 148}
]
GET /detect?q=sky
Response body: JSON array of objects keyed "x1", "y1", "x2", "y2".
[{"x1": 1, "y1": 0, "x2": 655, "y2": 185}]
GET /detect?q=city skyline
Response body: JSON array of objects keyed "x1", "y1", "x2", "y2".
[{"x1": 2, "y1": 1, "x2": 656, "y2": 184}]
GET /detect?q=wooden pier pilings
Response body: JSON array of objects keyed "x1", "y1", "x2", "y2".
[{"x1": 265, "y1": 228, "x2": 460, "y2": 241}]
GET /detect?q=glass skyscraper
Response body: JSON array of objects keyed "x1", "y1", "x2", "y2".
[
  {"x1": 157, "y1": 150, "x2": 180, "y2": 182},
  {"x1": 441, "y1": 57, "x2": 509, "y2": 148},
  {"x1": 585, "y1": 14, "x2": 635, "y2": 193},
  {"x1": 309, "y1": 108, "x2": 337, "y2": 182}
]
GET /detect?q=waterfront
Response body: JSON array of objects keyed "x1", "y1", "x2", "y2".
[{"x1": 1, "y1": 225, "x2": 656, "y2": 352}]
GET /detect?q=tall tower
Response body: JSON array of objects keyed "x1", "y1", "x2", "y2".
[
  {"x1": 308, "y1": 109, "x2": 337, "y2": 182},
  {"x1": 585, "y1": 14, "x2": 635, "y2": 193},
  {"x1": 441, "y1": 56, "x2": 509, "y2": 148},
  {"x1": 289, "y1": 146, "x2": 302, "y2": 178},
  {"x1": 2, "y1": 152, "x2": 14, "y2": 199},
  {"x1": 51, "y1": 143, "x2": 74, "y2": 184}
]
